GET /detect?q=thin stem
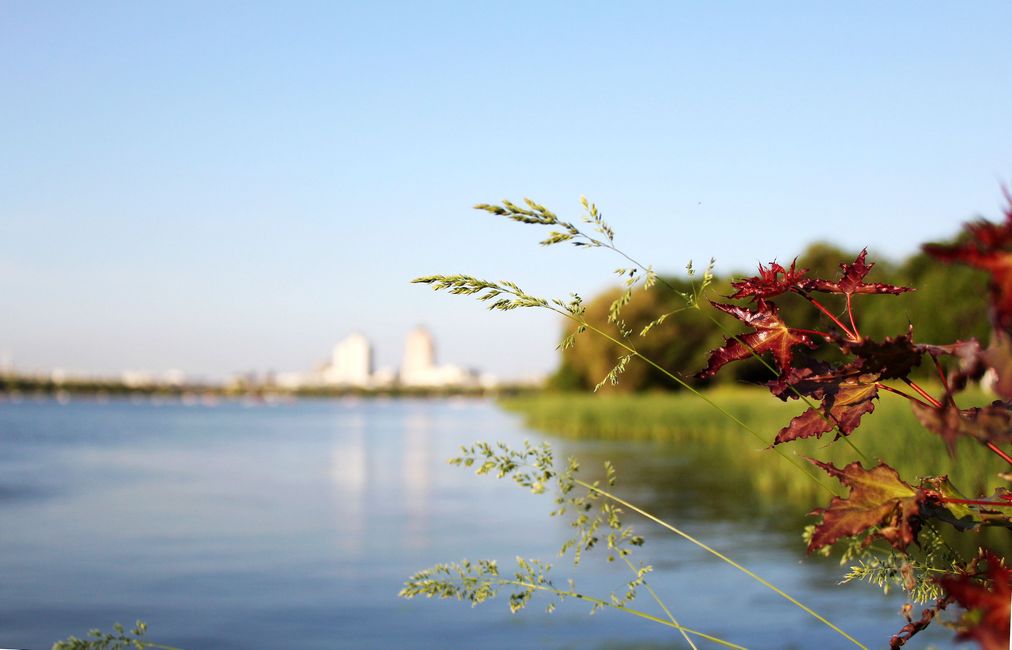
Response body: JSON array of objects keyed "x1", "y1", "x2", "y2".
[
  {"x1": 619, "y1": 554, "x2": 697, "y2": 650},
  {"x1": 985, "y1": 442, "x2": 1012, "y2": 466},
  {"x1": 939, "y1": 497, "x2": 1012, "y2": 507},
  {"x1": 931, "y1": 356, "x2": 952, "y2": 400},
  {"x1": 574, "y1": 480, "x2": 867, "y2": 650},
  {"x1": 564, "y1": 312, "x2": 839, "y2": 497},
  {"x1": 881, "y1": 381, "x2": 1011, "y2": 465},
  {"x1": 795, "y1": 291, "x2": 857, "y2": 340},
  {"x1": 503, "y1": 579, "x2": 745, "y2": 649},
  {"x1": 902, "y1": 378, "x2": 942, "y2": 408},
  {"x1": 793, "y1": 328, "x2": 833, "y2": 339},
  {"x1": 846, "y1": 295, "x2": 861, "y2": 342},
  {"x1": 876, "y1": 383, "x2": 934, "y2": 409}
]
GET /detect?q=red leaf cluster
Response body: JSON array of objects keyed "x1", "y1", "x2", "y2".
[
  {"x1": 728, "y1": 251, "x2": 911, "y2": 302},
  {"x1": 697, "y1": 227, "x2": 1011, "y2": 650},
  {"x1": 938, "y1": 551, "x2": 1012, "y2": 650},
  {"x1": 925, "y1": 192, "x2": 1012, "y2": 331}
]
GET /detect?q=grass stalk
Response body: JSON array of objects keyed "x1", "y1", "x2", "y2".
[
  {"x1": 574, "y1": 479, "x2": 868, "y2": 649},
  {"x1": 618, "y1": 554, "x2": 697, "y2": 650},
  {"x1": 502, "y1": 579, "x2": 746, "y2": 649}
]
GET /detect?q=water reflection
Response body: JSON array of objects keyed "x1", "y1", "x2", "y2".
[
  {"x1": 329, "y1": 412, "x2": 367, "y2": 552},
  {"x1": 401, "y1": 412, "x2": 432, "y2": 549}
]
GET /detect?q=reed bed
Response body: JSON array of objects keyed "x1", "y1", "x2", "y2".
[{"x1": 500, "y1": 386, "x2": 1004, "y2": 505}]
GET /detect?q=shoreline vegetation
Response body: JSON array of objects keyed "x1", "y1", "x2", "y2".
[
  {"x1": 500, "y1": 386, "x2": 1005, "y2": 503},
  {"x1": 499, "y1": 386, "x2": 1012, "y2": 556},
  {"x1": 0, "y1": 371, "x2": 535, "y2": 400}
]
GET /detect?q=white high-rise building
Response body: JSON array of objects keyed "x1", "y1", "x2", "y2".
[
  {"x1": 401, "y1": 326, "x2": 436, "y2": 384},
  {"x1": 400, "y1": 326, "x2": 479, "y2": 388},
  {"x1": 324, "y1": 333, "x2": 373, "y2": 386}
]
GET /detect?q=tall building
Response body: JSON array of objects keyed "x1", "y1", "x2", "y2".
[
  {"x1": 400, "y1": 326, "x2": 478, "y2": 388},
  {"x1": 401, "y1": 326, "x2": 436, "y2": 384},
  {"x1": 324, "y1": 333, "x2": 373, "y2": 386}
]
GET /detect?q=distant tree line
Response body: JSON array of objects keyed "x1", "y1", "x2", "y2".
[{"x1": 549, "y1": 238, "x2": 990, "y2": 392}]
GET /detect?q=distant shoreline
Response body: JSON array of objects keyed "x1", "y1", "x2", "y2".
[{"x1": 0, "y1": 373, "x2": 538, "y2": 400}]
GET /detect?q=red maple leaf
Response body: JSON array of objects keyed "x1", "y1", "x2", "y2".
[
  {"x1": 771, "y1": 366, "x2": 879, "y2": 445},
  {"x1": 924, "y1": 192, "x2": 1012, "y2": 331},
  {"x1": 729, "y1": 259, "x2": 810, "y2": 301},
  {"x1": 938, "y1": 550, "x2": 1011, "y2": 650},
  {"x1": 845, "y1": 326, "x2": 923, "y2": 380},
  {"x1": 696, "y1": 300, "x2": 819, "y2": 379},
  {"x1": 805, "y1": 249, "x2": 913, "y2": 297},
  {"x1": 807, "y1": 460, "x2": 930, "y2": 552},
  {"x1": 910, "y1": 400, "x2": 1012, "y2": 455}
]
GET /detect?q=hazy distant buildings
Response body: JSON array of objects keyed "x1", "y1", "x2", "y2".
[
  {"x1": 121, "y1": 369, "x2": 188, "y2": 388},
  {"x1": 399, "y1": 326, "x2": 478, "y2": 388},
  {"x1": 323, "y1": 333, "x2": 373, "y2": 387},
  {"x1": 278, "y1": 326, "x2": 489, "y2": 390},
  {"x1": 399, "y1": 327, "x2": 436, "y2": 385}
]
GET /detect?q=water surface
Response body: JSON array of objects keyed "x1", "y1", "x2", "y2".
[{"x1": 0, "y1": 398, "x2": 950, "y2": 648}]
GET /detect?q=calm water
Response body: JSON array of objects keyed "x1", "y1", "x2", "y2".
[{"x1": 0, "y1": 398, "x2": 950, "y2": 649}]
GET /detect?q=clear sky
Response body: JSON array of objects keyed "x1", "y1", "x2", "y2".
[{"x1": 2, "y1": 2, "x2": 1011, "y2": 381}]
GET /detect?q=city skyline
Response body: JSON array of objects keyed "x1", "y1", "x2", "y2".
[
  {"x1": 275, "y1": 326, "x2": 491, "y2": 389},
  {"x1": 0, "y1": 324, "x2": 503, "y2": 388}
]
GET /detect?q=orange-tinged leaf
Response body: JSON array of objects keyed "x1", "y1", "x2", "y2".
[
  {"x1": 697, "y1": 300, "x2": 818, "y2": 379},
  {"x1": 771, "y1": 374, "x2": 879, "y2": 445},
  {"x1": 807, "y1": 460, "x2": 927, "y2": 552}
]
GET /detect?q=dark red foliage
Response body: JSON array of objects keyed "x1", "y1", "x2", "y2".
[
  {"x1": 924, "y1": 193, "x2": 1012, "y2": 331},
  {"x1": 937, "y1": 551, "x2": 1012, "y2": 650},
  {"x1": 890, "y1": 598, "x2": 952, "y2": 648},
  {"x1": 693, "y1": 219, "x2": 1012, "y2": 636},
  {"x1": 845, "y1": 326, "x2": 922, "y2": 379},
  {"x1": 772, "y1": 370, "x2": 879, "y2": 445},
  {"x1": 804, "y1": 249, "x2": 913, "y2": 297},
  {"x1": 911, "y1": 400, "x2": 1012, "y2": 454},
  {"x1": 766, "y1": 357, "x2": 835, "y2": 401},
  {"x1": 696, "y1": 300, "x2": 819, "y2": 379},
  {"x1": 729, "y1": 259, "x2": 810, "y2": 301},
  {"x1": 806, "y1": 460, "x2": 930, "y2": 552}
]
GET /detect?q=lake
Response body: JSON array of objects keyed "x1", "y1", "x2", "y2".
[{"x1": 0, "y1": 398, "x2": 950, "y2": 649}]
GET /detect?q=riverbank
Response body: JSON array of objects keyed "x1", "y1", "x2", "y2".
[{"x1": 500, "y1": 387, "x2": 1005, "y2": 505}]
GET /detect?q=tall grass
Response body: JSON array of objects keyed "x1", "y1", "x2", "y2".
[{"x1": 500, "y1": 386, "x2": 1004, "y2": 506}]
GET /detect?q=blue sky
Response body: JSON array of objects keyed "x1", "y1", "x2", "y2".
[{"x1": 2, "y1": 2, "x2": 1011, "y2": 380}]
